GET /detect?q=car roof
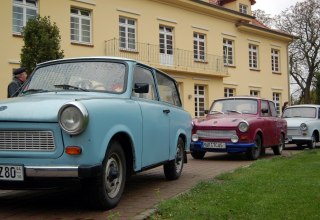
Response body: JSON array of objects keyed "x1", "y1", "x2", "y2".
[
  {"x1": 287, "y1": 104, "x2": 320, "y2": 108},
  {"x1": 214, "y1": 96, "x2": 271, "y2": 102}
]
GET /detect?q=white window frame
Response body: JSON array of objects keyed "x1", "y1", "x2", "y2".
[
  {"x1": 239, "y1": 4, "x2": 248, "y2": 14},
  {"x1": 250, "y1": 90, "x2": 260, "y2": 97},
  {"x1": 194, "y1": 85, "x2": 206, "y2": 117},
  {"x1": 224, "y1": 88, "x2": 235, "y2": 97},
  {"x1": 70, "y1": 8, "x2": 92, "y2": 44},
  {"x1": 223, "y1": 39, "x2": 234, "y2": 66},
  {"x1": 249, "y1": 44, "x2": 259, "y2": 69},
  {"x1": 119, "y1": 17, "x2": 137, "y2": 51},
  {"x1": 193, "y1": 33, "x2": 206, "y2": 62},
  {"x1": 12, "y1": 0, "x2": 38, "y2": 34},
  {"x1": 159, "y1": 26, "x2": 173, "y2": 55},
  {"x1": 271, "y1": 49, "x2": 280, "y2": 73},
  {"x1": 273, "y1": 92, "x2": 281, "y2": 115}
]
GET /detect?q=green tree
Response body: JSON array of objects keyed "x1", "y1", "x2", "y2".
[{"x1": 21, "y1": 16, "x2": 64, "y2": 75}]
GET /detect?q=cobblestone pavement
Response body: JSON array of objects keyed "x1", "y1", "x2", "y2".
[{"x1": 0, "y1": 147, "x2": 300, "y2": 220}]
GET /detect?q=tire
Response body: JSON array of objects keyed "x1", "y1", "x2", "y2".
[
  {"x1": 83, "y1": 140, "x2": 126, "y2": 210},
  {"x1": 307, "y1": 134, "x2": 316, "y2": 149},
  {"x1": 272, "y1": 134, "x2": 284, "y2": 155},
  {"x1": 246, "y1": 135, "x2": 262, "y2": 160},
  {"x1": 163, "y1": 137, "x2": 184, "y2": 180},
  {"x1": 191, "y1": 150, "x2": 206, "y2": 159}
]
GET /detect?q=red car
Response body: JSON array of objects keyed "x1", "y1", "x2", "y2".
[{"x1": 191, "y1": 96, "x2": 287, "y2": 160}]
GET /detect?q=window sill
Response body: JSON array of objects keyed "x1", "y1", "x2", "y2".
[
  {"x1": 272, "y1": 72, "x2": 282, "y2": 75},
  {"x1": 71, "y1": 41, "x2": 94, "y2": 47},
  {"x1": 250, "y1": 68, "x2": 260, "y2": 72},
  {"x1": 194, "y1": 59, "x2": 208, "y2": 64},
  {"x1": 225, "y1": 65, "x2": 236, "y2": 68},
  {"x1": 119, "y1": 48, "x2": 139, "y2": 54},
  {"x1": 12, "y1": 33, "x2": 23, "y2": 38}
]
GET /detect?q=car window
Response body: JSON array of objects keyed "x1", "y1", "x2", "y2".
[
  {"x1": 269, "y1": 101, "x2": 277, "y2": 117},
  {"x1": 155, "y1": 71, "x2": 182, "y2": 107},
  {"x1": 132, "y1": 66, "x2": 157, "y2": 100},
  {"x1": 318, "y1": 108, "x2": 320, "y2": 119},
  {"x1": 261, "y1": 100, "x2": 270, "y2": 117},
  {"x1": 283, "y1": 107, "x2": 316, "y2": 118}
]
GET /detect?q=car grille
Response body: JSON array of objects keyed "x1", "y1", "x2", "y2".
[
  {"x1": 0, "y1": 131, "x2": 55, "y2": 151},
  {"x1": 287, "y1": 128, "x2": 301, "y2": 136},
  {"x1": 197, "y1": 130, "x2": 236, "y2": 139}
]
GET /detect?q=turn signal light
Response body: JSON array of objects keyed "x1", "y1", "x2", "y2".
[{"x1": 65, "y1": 146, "x2": 82, "y2": 155}]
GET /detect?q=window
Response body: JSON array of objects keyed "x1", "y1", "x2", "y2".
[
  {"x1": 12, "y1": 0, "x2": 37, "y2": 33},
  {"x1": 273, "y1": 92, "x2": 281, "y2": 115},
  {"x1": 250, "y1": 90, "x2": 260, "y2": 97},
  {"x1": 239, "y1": 4, "x2": 248, "y2": 14},
  {"x1": 194, "y1": 85, "x2": 206, "y2": 117},
  {"x1": 159, "y1": 26, "x2": 173, "y2": 55},
  {"x1": 223, "y1": 39, "x2": 234, "y2": 66},
  {"x1": 119, "y1": 17, "x2": 136, "y2": 51},
  {"x1": 261, "y1": 100, "x2": 270, "y2": 117},
  {"x1": 70, "y1": 8, "x2": 91, "y2": 44},
  {"x1": 193, "y1": 33, "x2": 206, "y2": 61},
  {"x1": 249, "y1": 44, "x2": 259, "y2": 69},
  {"x1": 156, "y1": 71, "x2": 181, "y2": 107},
  {"x1": 224, "y1": 88, "x2": 235, "y2": 97},
  {"x1": 271, "y1": 49, "x2": 280, "y2": 73},
  {"x1": 132, "y1": 66, "x2": 156, "y2": 100}
]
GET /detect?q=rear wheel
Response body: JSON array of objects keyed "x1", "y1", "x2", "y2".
[
  {"x1": 246, "y1": 135, "x2": 261, "y2": 160},
  {"x1": 83, "y1": 140, "x2": 126, "y2": 210},
  {"x1": 164, "y1": 137, "x2": 184, "y2": 180},
  {"x1": 307, "y1": 134, "x2": 316, "y2": 149},
  {"x1": 272, "y1": 134, "x2": 284, "y2": 155},
  {"x1": 191, "y1": 150, "x2": 206, "y2": 159}
]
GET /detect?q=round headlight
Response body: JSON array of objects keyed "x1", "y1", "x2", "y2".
[
  {"x1": 192, "y1": 133, "x2": 199, "y2": 142},
  {"x1": 300, "y1": 123, "x2": 308, "y2": 131},
  {"x1": 238, "y1": 121, "x2": 249, "y2": 133},
  {"x1": 58, "y1": 102, "x2": 89, "y2": 135}
]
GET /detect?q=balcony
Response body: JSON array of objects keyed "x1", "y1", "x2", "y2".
[{"x1": 104, "y1": 38, "x2": 228, "y2": 77}]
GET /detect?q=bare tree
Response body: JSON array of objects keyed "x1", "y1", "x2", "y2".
[
  {"x1": 252, "y1": 9, "x2": 274, "y2": 28},
  {"x1": 275, "y1": 0, "x2": 320, "y2": 104}
]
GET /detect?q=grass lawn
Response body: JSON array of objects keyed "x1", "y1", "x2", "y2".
[{"x1": 150, "y1": 150, "x2": 320, "y2": 220}]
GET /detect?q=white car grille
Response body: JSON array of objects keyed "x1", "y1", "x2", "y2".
[
  {"x1": 0, "y1": 131, "x2": 55, "y2": 151},
  {"x1": 287, "y1": 128, "x2": 301, "y2": 136},
  {"x1": 197, "y1": 130, "x2": 236, "y2": 139}
]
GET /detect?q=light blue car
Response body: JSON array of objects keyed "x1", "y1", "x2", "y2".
[
  {"x1": 0, "y1": 57, "x2": 192, "y2": 210},
  {"x1": 282, "y1": 104, "x2": 320, "y2": 149}
]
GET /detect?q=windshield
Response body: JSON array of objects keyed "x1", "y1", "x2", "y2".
[
  {"x1": 282, "y1": 107, "x2": 316, "y2": 118},
  {"x1": 23, "y1": 61, "x2": 126, "y2": 94},
  {"x1": 210, "y1": 99, "x2": 258, "y2": 114}
]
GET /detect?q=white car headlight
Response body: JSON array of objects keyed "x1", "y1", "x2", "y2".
[
  {"x1": 300, "y1": 123, "x2": 308, "y2": 131},
  {"x1": 58, "y1": 102, "x2": 89, "y2": 135},
  {"x1": 192, "y1": 133, "x2": 199, "y2": 142},
  {"x1": 238, "y1": 121, "x2": 249, "y2": 133}
]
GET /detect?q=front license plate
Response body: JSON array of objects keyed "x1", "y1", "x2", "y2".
[
  {"x1": 0, "y1": 165, "x2": 24, "y2": 181},
  {"x1": 204, "y1": 142, "x2": 226, "y2": 149}
]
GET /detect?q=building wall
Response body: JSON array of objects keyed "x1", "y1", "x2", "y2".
[{"x1": 0, "y1": 0, "x2": 291, "y2": 117}]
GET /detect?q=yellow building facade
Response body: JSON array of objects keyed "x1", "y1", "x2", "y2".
[{"x1": 0, "y1": 0, "x2": 294, "y2": 117}]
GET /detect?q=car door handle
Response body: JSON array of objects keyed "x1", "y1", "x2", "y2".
[{"x1": 163, "y1": 109, "x2": 170, "y2": 114}]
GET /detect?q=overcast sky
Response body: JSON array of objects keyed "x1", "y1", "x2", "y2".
[{"x1": 251, "y1": 0, "x2": 305, "y2": 16}]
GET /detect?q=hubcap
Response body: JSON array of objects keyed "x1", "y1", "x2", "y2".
[
  {"x1": 175, "y1": 144, "x2": 183, "y2": 172},
  {"x1": 105, "y1": 153, "x2": 123, "y2": 199}
]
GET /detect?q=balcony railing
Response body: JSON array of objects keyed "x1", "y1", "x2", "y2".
[{"x1": 105, "y1": 38, "x2": 228, "y2": 77}]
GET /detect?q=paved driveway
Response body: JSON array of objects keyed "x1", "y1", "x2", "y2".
[{"x1": 0, "y1": 147, "x2": 300, "y2": 220}]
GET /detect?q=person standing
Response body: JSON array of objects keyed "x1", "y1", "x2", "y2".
[{"x1": 7, "y1": 67, "x2": 28, "y2": 98}]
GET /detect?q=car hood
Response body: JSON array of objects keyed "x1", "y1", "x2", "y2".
[
  {"x1": 193, "y1": 114, "x2": 255, "y2": 128},
  {"x1": 283, "y1": 117, "x2": 315, "y2": 127},
  {"x1": 0, "y1": 93, "x2": 114, "y2": 122}
]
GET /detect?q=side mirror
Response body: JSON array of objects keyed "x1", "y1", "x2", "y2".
[{"x1": 133, "y1": 83, "x2": 149, "y2": 93}]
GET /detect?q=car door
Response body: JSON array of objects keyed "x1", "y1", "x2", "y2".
[
  {"x1": 132, "y1": 65, "x2": 170, "y2": 167},
  {"x1": 260, "y1": 100, "x2": 274, "y2": 146},
  {"x1": 269, "y1": 101, "x2": 281, "y2": 145}
]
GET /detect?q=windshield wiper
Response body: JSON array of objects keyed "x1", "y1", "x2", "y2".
[
  {"x1": 227, "y1": 110, "x2": 242, "y2": 114},
  {"x1": 54, "y1": 84, "x2": 89, "y2": 92},
  {"x1": 22, "y1": 89, "x2": 49, "y2": 94}
]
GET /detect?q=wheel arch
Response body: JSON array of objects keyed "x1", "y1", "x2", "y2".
[{"x1": 313, "y1": 129, "x2": 319, "y2": 142}]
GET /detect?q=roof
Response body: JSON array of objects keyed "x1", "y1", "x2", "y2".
[{"x1": 209, "y1": 0, "x2": 256, "y2": 6}]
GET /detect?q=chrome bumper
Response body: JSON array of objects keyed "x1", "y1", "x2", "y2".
[{"x1": 25, "y1": 166, "x2": 79, "y2": 177}]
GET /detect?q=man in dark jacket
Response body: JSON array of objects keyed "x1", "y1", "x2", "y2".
[{"x1": 7, "y1": 67, "x2": 27, "y2": 98}]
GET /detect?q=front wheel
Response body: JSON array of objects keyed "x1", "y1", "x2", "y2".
[
  {"x1": 307, "y1": 134, "x2": 316, "y2": 149},
  {"x1": 272, "y1": 134, "x2": 284, "y2": 155},
  {"x1": 191, "y1": 150, "x2": 206, "y2": 159},
  {"x1": 83, "y1": 140, "x2": 126, "y2": 210},
  {"x1": 246, "y1": 135, "x2": 262, "y2": 160},
  {"x1": 163, "y1": 137, "x2": 184, "y2": 180}
]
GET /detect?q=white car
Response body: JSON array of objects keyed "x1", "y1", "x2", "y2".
[{"x1": 282, "y1": 104, "x2": 320, "y2": 149}]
